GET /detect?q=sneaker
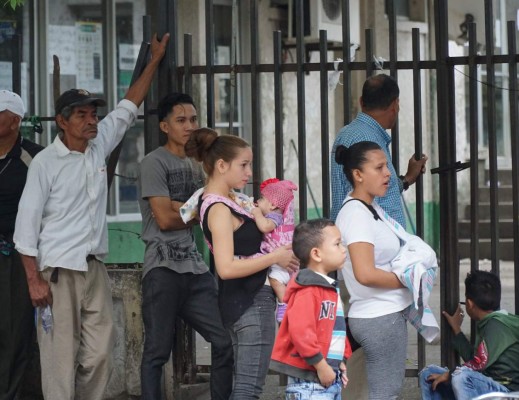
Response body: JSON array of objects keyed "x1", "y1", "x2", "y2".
[{"x1": 276, "y1": 302, "x2": 287, "y2": 323}]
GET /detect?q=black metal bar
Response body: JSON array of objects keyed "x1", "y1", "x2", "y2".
[
  {"x1": 11, "y1": 34, "x2": 21, "y2": 95},
  {"x1": 205, "y1": 0, "x2": 215, "y2": 128},
  {"x1": 319, "y1": 30, "x2": 330, "y2": 219},
  {"x1": 388, "y1": 0, "x2": 399, "y2": 175},
  {"x1": 295, "y1": 0, "x2": 307, "y2": 219},
  {"x1": 169, "y1": 0, "x2": 178, "y2": 92},
  {"x1": 365, "y1": 29, "x2": 374, "y2": 78},
  {"x1": 434, "y1": 0, "x2": 459, "y2": 368},
  {"x1": 142, "y1": 15, "x2": 157, "y2": 155},
  {"x1": 484, "y1": 0, "x2": 499, "y2": 273},
  {"x1": 507, "y1": 20, "x2": 519, "y2": 314},
  {"x1": 228, "y1": 0, "x2": 237, "y2": 135},
  {"x1": 411, "y1": 27, "x2": 425, "y2": 373},
  {"x1": 468, "y1": 21, "x2": 480, "y2": 346},
  {"x1": 28, "y1": 2, "x2": 35, "y2": 118},
  {"x1": 250, "y1": 0, "x2": 261, "y2": 199},
  {"x1": 107, "y1": 40, "x2": 150, "y2": 188},
  {"x1": 177, "y1": 53, "x2": 519, "y2": 76},
  {"x1": 184, "y1": 33, "x2": 193, "y2": 96},
  {"x1": 412, "y1": 29, "x2": 424, "y2": 237},
  {"x1": 273, "y1": 30, "x2": 284, "y2": 180},
  {"x1": 468, "y1": 22, "x2": 480, "y2": 268},
  {"x1": 342, "y1": 0, "x2": 352, "y2": 125},
  {"x1": 156, "y1": 0, "x2": 171, "y2": 98}
]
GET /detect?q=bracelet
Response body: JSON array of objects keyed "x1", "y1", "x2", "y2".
[{"x1": 399, "y1": 175, "x2": 410, "y2": 191}]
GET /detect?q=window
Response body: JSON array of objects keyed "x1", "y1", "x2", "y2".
[
  {"x1": 0, "y1": 5, "x2": 32, "y2": 139},
  {"x1": 41, "y1": 0, "x2": 145, "y2": 219},
  {"x1": 385, "y1": 0, "x2": 426, "y2": 22},
  {"x1": 213, "y1": 1, "x2": 243, "y2": 136}
]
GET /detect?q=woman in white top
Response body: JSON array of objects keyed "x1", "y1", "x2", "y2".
[{"x1": 335, "y1": 141, "x2": 413, "y2": 400}]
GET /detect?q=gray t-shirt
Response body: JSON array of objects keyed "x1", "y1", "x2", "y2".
[{"x1": 139, "y1": 146, "x2": 207, "y2": 278}]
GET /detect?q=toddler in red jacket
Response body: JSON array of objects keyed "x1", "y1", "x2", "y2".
[{"x1": 270, "y1": 219, "x2": 351, "y2": 399}]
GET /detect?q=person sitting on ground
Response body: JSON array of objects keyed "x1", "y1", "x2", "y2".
[
  {"x1": 270, "y1": 219, "x2": 351, "y2": 400},
  {"x1": 419, "y1": 270, "x2": 519, "y2": 400},
  {"x1": 251, "y1": 178, "x2": 298, "y2": 323}
]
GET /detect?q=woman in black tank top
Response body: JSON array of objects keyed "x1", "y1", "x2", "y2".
[{"x1": 186, "y1": 128, "x2": 297, "y2": 399}]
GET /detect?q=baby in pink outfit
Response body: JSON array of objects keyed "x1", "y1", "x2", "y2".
[{"x1": 252, "y1": 178, "x2": 298, "y2": 322}]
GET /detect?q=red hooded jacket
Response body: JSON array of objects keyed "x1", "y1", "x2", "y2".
[{"x1": 270, "y1": 269, "x2": 352, "y2": 382}]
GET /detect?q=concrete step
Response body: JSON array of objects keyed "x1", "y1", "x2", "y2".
[
  {"x1": 478, "y1": 185, "x2": 514, "y2": 202},
  {"x1": 465, "y1": 202, "x2": 517, "y2": 219},
  {"x1": 458, "y1": 238, "x2": 515, "y2": 260},
  {"x1": 458, "y1": 218, "x2": 515, "y2": 238},
  {"x1": 484, "y1": 169, "x2": 514, "y2": 185}
]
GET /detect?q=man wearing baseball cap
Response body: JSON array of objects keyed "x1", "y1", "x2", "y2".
[
  {"x1": 0, "y1": 90, "x2": 43, "y2": 400},
  {"x1": 14, "y1": 33, "x2": 169, "y2": 399}
]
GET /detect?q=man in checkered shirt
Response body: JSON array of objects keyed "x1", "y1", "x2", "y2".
[{"x1": 331, "y1": 74, "x2": 428, "y2": 227}]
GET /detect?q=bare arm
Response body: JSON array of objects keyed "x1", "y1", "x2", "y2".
[
  {"x1": 348, "y1": 242, "x2": 404, "y2": 288},
  {"x1": 208, "y1": 203, "x2": 297, "y2": 280},
  {"x1": 124, "y1": 33, "x2": 169, "y2": 107},
  {"x1": 251, "y1": 207, "x2": 276, "y2": 233},
  {"x1": 149, "y1": 196, "x2": 196, "y2": 231},
  {"x1": 20, "y1": 254, "x2": 52, "y2": 307}
]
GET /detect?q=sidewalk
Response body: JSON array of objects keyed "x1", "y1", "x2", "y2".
[{"x1": 194, "y1": 259, "x2": 516, "y2": 400}]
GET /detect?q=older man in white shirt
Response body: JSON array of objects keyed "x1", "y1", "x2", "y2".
[{"x1": 14, "y1": 33, "x2": 169, "y2": 400}]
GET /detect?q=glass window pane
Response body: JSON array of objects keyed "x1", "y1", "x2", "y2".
[
  {"x1": 115, "y1": 0, "x2": 145, "y2": 216},
  {"x1": 117, "y1": 121, "x2": 145, "y2": 214},
  {"x1": 0, "y1": 5, "x2": 32, "y2": 137},
  {"x1": 213, "y1": 3, "x2": 242, "y2": 134}
]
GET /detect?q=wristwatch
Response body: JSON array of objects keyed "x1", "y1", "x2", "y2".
[{"x1": 399, "y1": 175, "x2": 410, "y2": 191}]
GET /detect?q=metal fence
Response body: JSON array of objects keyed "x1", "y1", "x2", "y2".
[
  {"x1": 147, "y1": 0, "x2": 519, "y2": 381},
  {"x1": 7, "y1": 0, "x2": 519, "y2": 395}
]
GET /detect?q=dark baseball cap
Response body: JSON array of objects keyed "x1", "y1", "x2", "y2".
[{"x1": 55, "y1": 89, "x2": 106, "y2": 115}]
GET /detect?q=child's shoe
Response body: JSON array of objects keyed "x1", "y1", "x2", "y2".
[{"x1": 276, "y1": 302, "x2": 287, "y2": 323}]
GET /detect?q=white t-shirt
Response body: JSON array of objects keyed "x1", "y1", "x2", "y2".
[{"x1": 336, "y1": 196, "x2": 412, "y2": 318}]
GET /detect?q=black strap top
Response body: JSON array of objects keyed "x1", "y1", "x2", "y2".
[{"x1": 200, "y1": 198, "x2": 268, "y2": 327}]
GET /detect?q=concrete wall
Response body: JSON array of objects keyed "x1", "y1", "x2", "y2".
[{"x1": 105, "y1": 269, "x2": 144, "y2": 398}]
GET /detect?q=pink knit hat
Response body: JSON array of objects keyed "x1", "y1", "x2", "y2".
[{"x1": 259, "y1": 178, "x2": 298, "y2": 212}]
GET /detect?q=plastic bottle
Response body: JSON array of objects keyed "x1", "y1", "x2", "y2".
[{"x1": 40, "y1": 305, "x2": 53, "y2": 333}]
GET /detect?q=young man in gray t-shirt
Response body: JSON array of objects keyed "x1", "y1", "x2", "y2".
[{"x1": 138, "y1": 93, "x2": 233, "y2": 400}]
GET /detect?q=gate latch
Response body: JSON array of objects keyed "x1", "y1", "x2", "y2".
[{"x1": 430, "y1": 161, "x2": 471, "y2": 175}]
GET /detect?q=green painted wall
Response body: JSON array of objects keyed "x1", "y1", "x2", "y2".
[
  {"x1": 106, "y1": 221, "x2": 145, "y2": 264},
  {"x1": 106, "y1": 221, "x2": 210, "y2": 265},
  {"x1": 403, "y1": 201, "x2": 440, "y2": 252},
  {"x1": 106, "y1": 201, "x2": 440, "y2": 263}
]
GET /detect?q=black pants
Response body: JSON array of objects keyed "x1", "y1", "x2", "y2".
[
  {"x1": 140, "y1": 268, "x2": 233, "y2": 400},
  {"x1": 0, "y1": 251, "x2": 34, "y2": 400}
]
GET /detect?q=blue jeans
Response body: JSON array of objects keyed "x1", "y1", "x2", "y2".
[
  {"x1": 285, "y1": 376, "x2": 342, "y2": 400},
  {"x1": 229, "y1": 285, "x2": 276, "y2": 400},
  {"x1": 419, "y1": 365, "x2": 510, "y2": 400}
]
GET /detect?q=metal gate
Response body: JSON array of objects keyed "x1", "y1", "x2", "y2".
[
  {"x1": 144, "y1": 0, "x2": 519, "y2": 380},
  {"x1": 6, "y1": 0, "x2": 519, "y2": 394}
]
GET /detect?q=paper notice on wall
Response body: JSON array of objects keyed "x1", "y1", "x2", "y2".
[
  {"x1": 76, "y1": 22, "x2": 103, "y2": 93},
  {"x1": 119, "y1": 44, "x2": 140, "y2": 71},
  {"x1": 48, "y1": 25, "x2": 76, "y2": 75}
]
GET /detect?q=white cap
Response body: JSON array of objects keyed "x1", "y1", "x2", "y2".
[{"x1": 0, "y1": 90, "x2": 25, "y2": 118}]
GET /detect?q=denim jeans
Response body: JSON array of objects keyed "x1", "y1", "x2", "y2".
[
  {"x1": 285, "y1": 376, "x2": 342, "y2": 400},
  {"x1": 229, "y1": 285, "x2": 276, "y2": 400},
  {"x1": 141, "y1": 268, "x2": 233, "y2": 400},
  {"x1": 419, "y1": 364, "x2": 511, "y2": 400}
]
